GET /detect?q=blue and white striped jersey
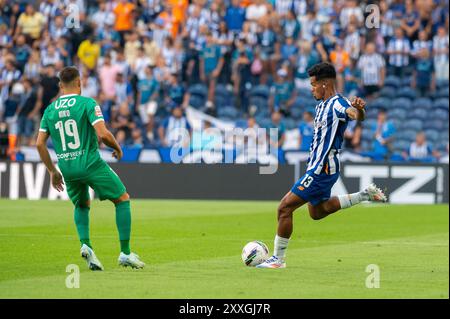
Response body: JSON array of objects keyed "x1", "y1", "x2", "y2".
[{"x1": 306, "y1": 94, "x2": 352, "y2": 175}]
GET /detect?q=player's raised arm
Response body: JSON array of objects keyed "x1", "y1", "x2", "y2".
[
  {"x1": 346, "y1": 96, "x2": 366, "y2": 121},
  {"x1": 36, "y1": 131, "x2": 64, "y2": 192},
  {"x1": 93, "y1": 120, "x2": 123, "y2": 160}
]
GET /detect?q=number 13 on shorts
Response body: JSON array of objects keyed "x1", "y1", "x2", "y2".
[{"x1": 300, "y1": 174, "x2": 314, "y2": 188}]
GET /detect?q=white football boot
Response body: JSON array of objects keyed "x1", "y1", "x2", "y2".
[
  {"x1": 256, "y1": 255, "x2": 286, "y2": 269},
  {"x1": 365, "y1": 183, "x2": 388, "y2": 202},
  {"x1": 118, "y1": 252, "x2": 145, "y2": 269},
  {"x1": 80, "y1": 244, "x2": 104, "y2": 271}
]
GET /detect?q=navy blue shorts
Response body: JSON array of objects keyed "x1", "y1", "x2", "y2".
[{"x1": 291, "y1": 170, "x2": 340, "y2": 206}]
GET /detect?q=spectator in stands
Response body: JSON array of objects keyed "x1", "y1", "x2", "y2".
[
  {"x1": 344, "y1": 23, "x2": 362, "y2": 63},
  {"x1": 158, "y1": 104, "x2": 191, "y2": 147},
  {"x1": 2, "y1": 82, "x2": 23, "y2": 137},
  {"x1": 316, "y1": 22, "x2": 337, "y2": 62},
  {"x1": 281, "y1": 36, "x2": 298, "y2": 63},
  {"x1": 268, "y1": 110, "x2": 286, "y2": 149},
  {"x1": 137, "y1": 65, "x2": 159, "y2": 143},
  {"x1": 98, "y1": 53, "x2": 121, "y2": 117},
  {"x1": 281, "y1": 10, "x2": 301, "y2": 40},
  {"x1": 225, "y1": 0, "x2": 246, "y2": 35},
  {"x1": 269, "y1": 68, "x2": 296, "y2": 116},
  {"x1": 340, "y1": 0, "x2": 364, "y2": 29},
  {"x1": 133, "y1": 46, "x2": 153, "y2": 80},
  {"x1": 12, "y1": 34, "x2": 30, "y2": 72},
  {"x1": 232, "y1": 38, "x2": 252, "y2": 110},
  {"x1": 41, "y1": 43, "x2": 61, "y2": 67},
  {"x1": 77, "y1": 34, "x2": 100, "y2": 71},
  {"x1": 114, "y1": 72, "x2": 132, "y2": 107},
  {"x1": 401, "y1": 0, "x2": 420, "y2": 41},
  {"x1": 387, "y1": 28, "x2": 411, "y2": 77},
  {"x1": 343, "y1": 61, "x2": 359, "y2": 97},
  {"x1": 257, "y1": 18, "x2": 277, "y2": 83},
  {"x1": 298, "y1": 111, "x2": 314, "y2": 152},
  {"x1": 113, "y1": 0, "x2": 136, "y2": 46},
  {"x1": 49, "y1": 15, "x2": 68, "y2": 39},
  {"x1": 23, "y1": 49, "x2": 40, "y2": 82},
  {"x1": 182, "y1": 39, "x2": 201, "y2": 85},
  {"x1": 412, "y1": 30, "x2": 432, "y2": 58},
  {"x1": 111, "y1": 101, "x2": 135, "y2": 145},
  {"x1": 379, "y1": 0, "x2": 395, "y2": 43},
  {"x1": 245, "y1": 117, "x2": 261, "y2": 149},
  {"x1": 344, "y1": 120, "x2": 362, "y2": 152},
  {"x1": 32, "y1": 63, "x2": 59, "y2": 117},
  {"x1": 402, "y1": 131, "x2": 440, "y2": 162},
  {"x1": 246, "y1": 0, "x2": 268, "y2": 30},
  {"x1": 370, "y1": 108, "x2": 396, "y2": 160},
  {"x1": 16, "y1": 78, "x2": 37, "y2": 146},
  {"x1": 330, "y1": 40, "x2": 350, "y2": 93},
  {"x1": 0, "y1": 23, "x2": 12, "y2": 49},
  {"x1": 14, "y1": 4, "x2": 46, "y2": 44},
  {"x1": 142, "y1": 33, "x2": 161, "y2": 68},
  {"x1": 80, "y1": 71, "x2": 98, "y2": 98},
  {"x1": 97, "y1": 22, "x2": 121, "y2": 55},
  {"x1": 164, "y1": 72, "x2": 189, "y2": 108},
  {"x1": 124, "y1": 32, "x2": 141, "y2": 66},
  {"x1": 357, "y1": 42, "x2": 386, "y2": 99},
  {"x1": 433, "y1": 25, "x2": 449, "y2": 82},
  {"x1": 200, "y1": 31, "x2": 224, "y2": 109},
  {"x1": 130, "y1": 127, "x2": 144, "y2": 148},
  {"x1": 90, "y1": 0, "x2": 115, "y2": 31},
  {"x1": 294, "y1": 41, "x2": 320, "y2": 90},
  {"x1": 0, "y1": 59, "x2": 21, "y2": 112},
  {"x1": 412, "y1": 47, "x2": 435, "y2": 96}
]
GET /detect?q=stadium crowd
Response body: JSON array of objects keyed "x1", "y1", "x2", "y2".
[{"x1": 0, "y1": 0, "x2": 448, "y2": 162}]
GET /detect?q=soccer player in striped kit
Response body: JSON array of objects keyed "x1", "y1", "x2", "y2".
[{"x1": 257, "y1": 62, "x2": 387, "y2": 269}]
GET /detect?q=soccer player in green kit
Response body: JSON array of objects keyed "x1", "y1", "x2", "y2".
[{"x1": 36, "y1": 66, "x2": 145, "y2": 270}]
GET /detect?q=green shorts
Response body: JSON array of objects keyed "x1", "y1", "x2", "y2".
[{"x1": 65, "y1": 164, "x2": 126, "y2": 206}]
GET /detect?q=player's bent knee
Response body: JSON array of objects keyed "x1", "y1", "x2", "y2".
[
  {"x1": 76, "y1": 200, "x2": 90, "y2": 209},
  {"x1": 308, "y1": 206, "x2": 323, "y2": 220},
  {"x1": 112, "y1": 192, "x2": 130, "y2": 204}
]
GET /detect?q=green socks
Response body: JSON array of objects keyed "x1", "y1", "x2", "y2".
[
  {"x1": 74, "y1": 201, "x2": 132, "y2": 255},
  {"x1": 115, "y1": 201, "x2": 131, "y2": 255},
  {"x1": 74, "y1": 206, "x2": 92, "y2": 248}
]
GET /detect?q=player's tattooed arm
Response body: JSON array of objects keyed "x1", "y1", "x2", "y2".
[
  {"x1": 347, "y1": 97, "x2": 366, "y2": 121},
  {"x1": 93, "y1": 120, "x2": 123, "y2": 160},
  {"x1": 36, "y1": 131, "x2": 64, "y2": 192}
]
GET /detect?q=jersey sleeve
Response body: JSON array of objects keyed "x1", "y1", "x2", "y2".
[
  {"x1": 39, "y1": 111, "x2": 49, "y2": 133},
  {"x1": 86, "y1": 98, "x2": 104, "y2": 126},
  {"x1": 334, "y1": 98, "x2": 351, "y2": 122}
]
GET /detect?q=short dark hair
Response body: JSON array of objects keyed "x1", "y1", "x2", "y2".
[
  {"x1": 59, "y1": 66, "x2": 80, "y2": 85},
  {"x1": 307, "y1": 62, "x2": 336, "y2": 81}
]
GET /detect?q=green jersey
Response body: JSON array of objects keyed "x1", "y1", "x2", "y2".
[{"x1": 39, "y1": 94, "x2": 106, "y2": 181}]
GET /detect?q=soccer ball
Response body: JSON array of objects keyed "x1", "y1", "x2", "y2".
[{"x1": 241, "y1": 241, "x2": 269, "y2": 267}]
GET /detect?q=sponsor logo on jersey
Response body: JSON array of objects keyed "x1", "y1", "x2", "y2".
[{"x1": 95, "y1": 105, "x2": 103, "y2": 117}]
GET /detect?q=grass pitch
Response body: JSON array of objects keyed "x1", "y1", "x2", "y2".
[{"x1": 0, "y1": 199, "x2": 448, "y2": 299}]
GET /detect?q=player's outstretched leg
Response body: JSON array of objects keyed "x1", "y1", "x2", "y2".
[
  {"x1": 256, "y1": 192, "x2": 306, "y2": 269},
  {"x1": 309, "y1": 183, "x2": 388, "y2": 220},
  {"x1": 75, "y1": 202, "x2": 104, "y2": 271},
  {"x1": 112, "y1": 193, "x2": 145, "y2": 269}
]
